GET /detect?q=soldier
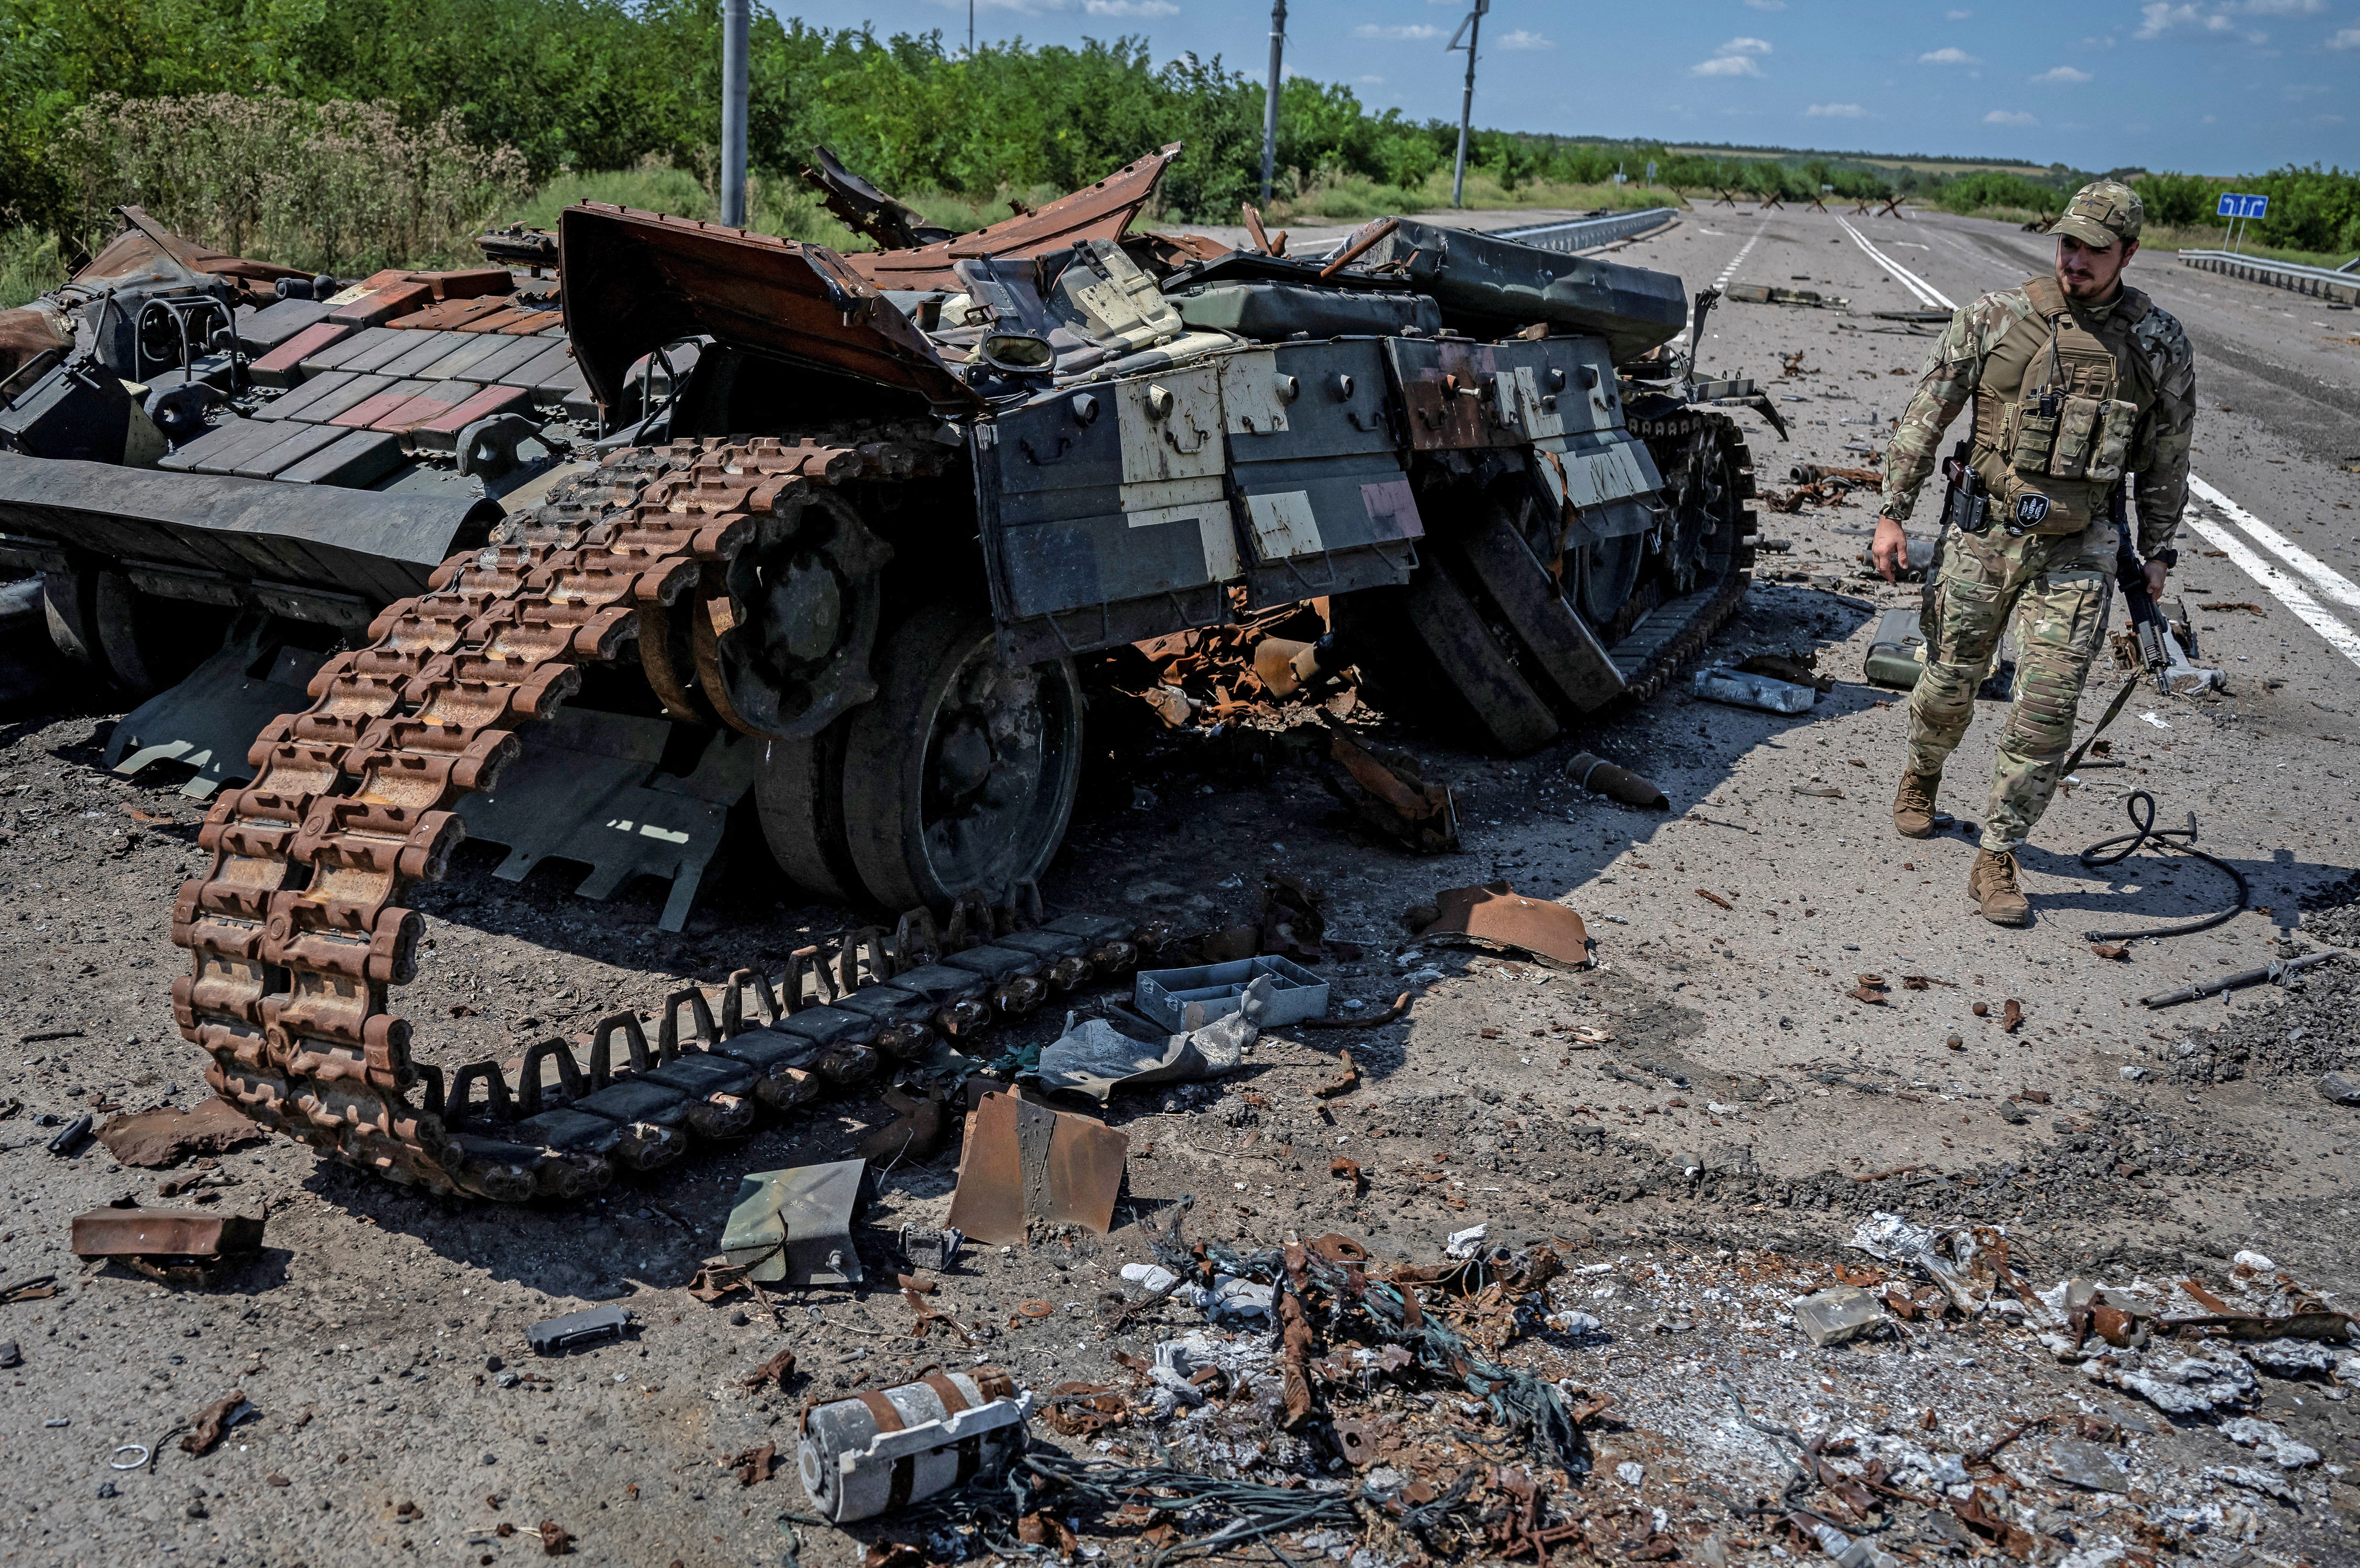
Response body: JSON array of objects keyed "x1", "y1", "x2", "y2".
[{"x1": 1871, "y1": 180, "x2": 2195, "y2": 926}]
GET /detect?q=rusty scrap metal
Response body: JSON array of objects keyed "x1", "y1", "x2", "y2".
[
  {"x1": 1311, "y1": 1051, "x2": 1360, "y2": 1098},
  {"x1": 1413, "y1": 882, "x2": 1591, "y2": 970},
  {"x1": 1040, "y1": 1381, "x2": 1128, "y2": 1436},
  {"x1": 739, "y1": 1348, "x2": 798, "y2": 1390},
  {"x1": 1324, "y1": 730, "x2": 1459, "y2": 852},
  {"x1": 841, "y1": 144, "x2": 1181, "y2": 294},
  {"x1": 70, "y1": 1207, "x2": 265, "y2": 1265},
  {"x1": 946, "y1": 1091, "x2": 1128, "y2": 1244},
  {"x1": 1564, "y1": 752, "x2": 1667, "y2": 809},
  {"x1": 1299, "y1": 989, "x2": 1414, "y2": 1030},
  {"x1": 800, "y1": 146, "x2": 957, "y2": 252},
  {"x1": 95, "y1": 1098, "x2": 267, "y2": 1167},
  {"x1": 2, "y1": 1274, "x2": 60, "y2": 1304},
  {"x1": 179, "y1": 1391, "x2": 256, "y2": 1456}
]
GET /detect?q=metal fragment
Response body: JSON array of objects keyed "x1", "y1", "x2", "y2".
[
  {"x1": 946, "y1": 1091, "x2": 1128, "y2": 1244},
  {"x1": 1414, "y1": 882, "x2": 1592, "y2": 969},
  {"x1": 718, "y1": 1160, "x2": 870, "y2": 1285}
]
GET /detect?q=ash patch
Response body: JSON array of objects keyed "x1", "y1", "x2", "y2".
[
  {"x1": 2164, "y1": 952, "x2": 2358, "y2": 1085},
  {"x1": 2297, "y1": 867, "x2": 2360, "y2": 950}
]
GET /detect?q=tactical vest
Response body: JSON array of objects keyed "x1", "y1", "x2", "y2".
[{"x1": 1968, "y1": 275, "x2": 2157, "y2": 536}]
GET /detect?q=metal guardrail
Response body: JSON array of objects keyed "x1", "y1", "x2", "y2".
[
  {"x1": 1493, "y1": 206, "x2": 1680, "y2": 254},
  {"x1": 2177, "y1": 248, "x2": 2360, "y2": 305}
]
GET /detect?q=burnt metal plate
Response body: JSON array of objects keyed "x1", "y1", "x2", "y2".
[
  {"x1": 722, "y1": 1158, "x2": 871, "y2": 1284},
  {"x1": 1418, "y1": 881, "x2": 1592, "y2": 970},
  {"x1": 843, "y1": 145, "x2": 1180, "y2": 294},
  {"x1": 70, "y1": 1208, "x2": 264, "y2": 1259},
  {"x1": 558, "y1": 203, "x2": 976, "y2": 413},
  {"x1": 946, "y1": 1090, "x2": 1127, "y2": 1245}
]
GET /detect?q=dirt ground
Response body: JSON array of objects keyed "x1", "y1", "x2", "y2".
[{"x1": 2, "y1": 205, "x2": 2356, "y2": 1568}]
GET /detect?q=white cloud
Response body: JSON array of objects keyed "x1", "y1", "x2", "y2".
[
  {"x1": 1946, "y1": 6, "x2": 1972, "y2": 15},
  {"x1": 1498, "y1": 29, "x2": 1554, "y2": 49},
  {"x1": 2320, "y1": 112, "x2": 2347, "y2": 124},
  {"x1": 1918, "y1": 45, "x2": 1980, "y2": 62},
  {"x1": 2330, "y1": 24, "x2": 2360, "y2": 45},
  {"x1": 1984, "y1": 109, "x2": 2039, "y2": 125},
  {"x1": 1691, "y1": 53, "x2": 1765, "y2": 75},
  {"x1": 1352, "y1": 22, "x2": 1441, "y2": 39},
  {"x1": 2227, "y1": 0, "x2": 2320, "y2": 14},
  {"x1": 1083, "y1": 0, "x2": 1175, "y2": 13},
  {"x1": 1357, "y1": 74, "x2": 1386, "y2": 83},
  {"x1": 2135, "y1": 2, "x2": 2208, "y2": 33},
  {"x1": 2031, "y1": 64, "x2": 2093, "y2": 81},
  {"x1": 1806, "y1": 102, "x2": 1867, "y2": 117},
  {"x1": 2282, "y1": 80, "x2": 2330, "y2": 96},
  {"x1": 1720, "y1": 36, "x2": 1774, "y2": 52},
  {"x1": 1744, "y1": 0, "x2": 1788, "y2": 10}
]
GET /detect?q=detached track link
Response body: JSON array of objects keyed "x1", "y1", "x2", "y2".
[{"x1": 169, "y1": 432, "x2": 955, "y2": 1202}]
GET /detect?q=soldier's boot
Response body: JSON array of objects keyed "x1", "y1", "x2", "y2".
[
  {"x1": 1893, "y1": 771, "x2": 1940, "y2": 839},
  {"x1": 1967, "y1": 849, "x2": 2032, "y2": 927}
]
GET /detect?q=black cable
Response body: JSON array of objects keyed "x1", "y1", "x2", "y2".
[{"x1": 2076, "y1": 789, "x2": 2248, "y2": 942}]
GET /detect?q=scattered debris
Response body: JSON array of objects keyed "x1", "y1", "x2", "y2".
[
  {"x1": 945, "y1": 1091, "x2": 1128, "y2": 1244},
  {"x1": 1563, "y1": 752, "x2": 1668, "y2": 809},
  {"x1": 94, "y1": 1098, "x2": 267, "y2": 1167},
  {"x1": 1726, "y1": 282, "x2": 1851, "y2": 308},
  {"x1": 2140, "y1": 949, "x2": 2341, "y2": 1008},
  {"x1": 799, "y1": 1367, "x2": 1031, "y2": 1521},
  {"x1": 536, "y1": 1519, "x2": 575, "y2": 1556},
  {"x1": 178, "y1": 1391, "x2": 257, "y2": 1456},
  {"x1": 738, "y1": 1348, "x2": 798, "y2": 1391},
  {"x1": 1692, "y1": 666, "x2": 1817, "y2": 713},
  {"x1": 1324, "y1": 729, "x2": 1459, "y2": 852},
  {"x1": 2093, "y1": 1351, "x2": 2258, "y2": 1415},
  {"x1": 854, "y1": 1085, "x2": 952, "y2": 1167},
  {"x1": 1694, "y1": 889, "x2": 1733, "y2": 911},
  {"x1": 1792, "y1": 1287, "x2": 1887, "y2": 1347},
  {"x1": 716, "y1": 1160, "x2": 871, "y2": 1286},
  {"x1": 525, "y1": 1305, "x2": 634, "y2": 1355},
  {"x1": 0, "y1": 1274, "x2": 58, "y2": 1304},
  {"x1": 2319, "y1": 1071, "x2": 2360, "y2": 1105},
  {"x1": 1410, "y1": 882, "x2": 1592, "y2": 970},
  {"x1": 45, "y1": 1114, "x2": 92, "y2": 1156},
  {"x1": 68, "y1": 1207, "x2": 264, "y2": 1281},
  {"x1": 2000, "y1": 999, "x2": 2024, "y2": 1033}
]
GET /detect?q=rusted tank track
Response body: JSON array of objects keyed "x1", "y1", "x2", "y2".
[{"x1": 167, "y1": 430, "x2": 1039, "y2": 1202}]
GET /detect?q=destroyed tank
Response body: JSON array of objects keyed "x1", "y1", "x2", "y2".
[{"x1": 0, "y1": 149, "x2": 1764, "y2": 1200}]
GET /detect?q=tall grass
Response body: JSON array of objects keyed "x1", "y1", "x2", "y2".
[
  {"x1": 0, "y1": 228, "x2": 66, "y2": 309},
  {"x1": 55, "y1": 93, "x2": 529, "y2": 276}
]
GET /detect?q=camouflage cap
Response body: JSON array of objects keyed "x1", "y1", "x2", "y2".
[{"x1": 2054, "y1": 179, "x2": 2143, "y2": 251}]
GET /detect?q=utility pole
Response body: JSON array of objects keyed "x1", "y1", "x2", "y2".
[
  {"x1": 1447, "y1": 0, "x2": 1488, "y2": 209},
  {"x1": 1259, "y1": 0, "x2": 1286, "y2": 204},
  {"x1": 720, "y1": 0, "x2": 749, "y2": 227},
  {"x1": 969, "y1": 0, "x2": 974, "y2": 56}
]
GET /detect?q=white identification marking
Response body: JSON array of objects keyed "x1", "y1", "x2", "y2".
[
  {"x1": 1243, "y1": 490, "x2": 1323, "y2": 559},
  {"x1": 637, "y1": 823, "x2": 692, "y2": 845}
]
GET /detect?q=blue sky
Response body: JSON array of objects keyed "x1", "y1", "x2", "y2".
[{"x1": 798, "y1": 0, "x2": 2357, "y2": 174}]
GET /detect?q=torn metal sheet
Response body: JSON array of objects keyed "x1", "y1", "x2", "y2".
[
  {"x1": 1414, "y1": 882, "x2": 1592, "y2": 970},
  {"x1": 558, "y1": 202, "x2": 978, "y2": 413},
  {"x1": 946, "y1": 1090, "x2": 1127, "y2": 1243},
  {"x1": 841, "y1": 146, "x2": 1180, "y2": 295},
  {"x1": 94, "y1": 1097, "x2": 267, "y2": 1166},
  {"x1": 70, "y1": 1208, "x2": 265, "y2": 1262},
  {"x1": 1032, "y1": 976, "x2": 1273, "y2": 1103},
  {"x1": 720, "y1": 1158, "x2": 871, "y2": 1285}
]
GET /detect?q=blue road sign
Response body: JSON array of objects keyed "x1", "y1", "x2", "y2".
[{"x1": 2217, "y1": 192, "x2": 2269, "y2": 219}]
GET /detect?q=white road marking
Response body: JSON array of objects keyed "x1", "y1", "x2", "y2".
[
  {"x1": 1713, "y1": 222, "x2": 1766, "y2": 290},
  {"x1": 1836, "y1": 217, "x2": 1957, "y2": 311},
  {"x1": 2187, "y1": 474, "x2": 2360, "y2": 615},
  {"x1": 2180, "y1": 510, "x2": 2360, "y2": 671}
]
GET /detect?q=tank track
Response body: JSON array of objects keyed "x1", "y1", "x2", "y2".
[
  {"x1": 167, "y1": 429, "x2": 1157, "y2": 1203},
  {"x1": 1617, "y1": 406, "x2": 1761, "y2": 703}
]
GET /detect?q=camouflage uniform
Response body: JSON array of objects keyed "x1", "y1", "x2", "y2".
[{"x1": 1879, "y1": 185, "x2": 2195, "y2": 854}]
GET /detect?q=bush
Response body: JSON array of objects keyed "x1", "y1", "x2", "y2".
[
  {"x1": 1926, "y1": 171, "x2": 2063, "y2": 217},
  {"x1": 55, "y1": 93, "x2": 529, "y2": 274}
]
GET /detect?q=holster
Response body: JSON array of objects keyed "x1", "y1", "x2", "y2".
[{"x1": 1940, "y1": 440, "x2": 1990, "y2": 536}]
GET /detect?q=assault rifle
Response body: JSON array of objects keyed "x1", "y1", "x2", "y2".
[{"x1": 2111, "y1": 486, "x2": 2175, "y2": 697}]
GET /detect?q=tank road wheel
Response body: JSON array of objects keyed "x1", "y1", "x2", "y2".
[
  {"x1": 754, "y1": 719, "x2": 860, "y2": 903},
  {"x1": 40, "y1": 571, "x2": 102, "y2": 671},
  {"x1": 1574, "y1": 533, "x2": 1646, "y2": 629},
  {"x1": 42, "y1": 567, "x2": 224, "y2": 698},
  {"x1": 840, "y1": 606, "x2": 1084, "y2": 911}
]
